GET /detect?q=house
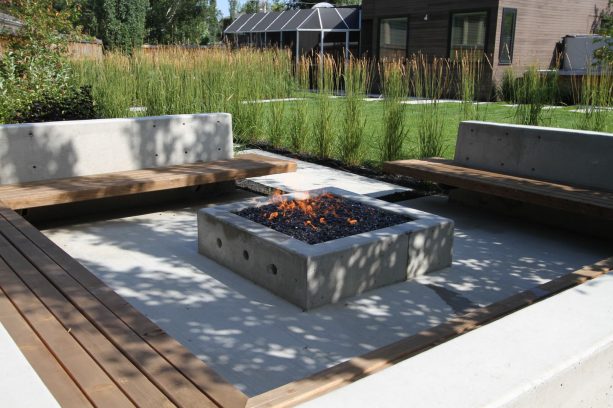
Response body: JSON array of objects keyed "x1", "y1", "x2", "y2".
[{"x1": 360, "y1": 0, "x2": 609, "y2": 81}]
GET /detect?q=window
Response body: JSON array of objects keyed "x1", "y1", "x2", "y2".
[
  {"x1": 379, "y1": 17, "x2": 408, "y2": 59},
  {"x1": 498, "y1": 8, "x2": 517, "y2": 64},
  {"x1": 450, "y1": 11, "x2": 488, "y2": 58}
]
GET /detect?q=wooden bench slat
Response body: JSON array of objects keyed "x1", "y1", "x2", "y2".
[
  {"x1": 0, "y1": 293, "x2": 94, "y2": 408},
  {"x1": 0, "y1": 207, "x2": 248, "y2": 408},
  {"x1": 0, "y1": 212, "x2": 220, "y2": 408},
  {"x1": 0, "y1": 154, "x2": 297, "y2": 210},
  {"x1": 248, "y1": 257, "x2": 613, "y2": 408},
  {"x1": 383, "y1": 159, "x2": 613, "y2": 220},
  {"x1": 0, "y1": 226, "x2": 173, "y2": 407},
  {"x1": 0, "y1": 253, "x2": 135, "y2": 407}
]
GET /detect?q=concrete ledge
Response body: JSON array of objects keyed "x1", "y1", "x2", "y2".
[
  {"x1": 455, "y1": 121, "x2": 613, "y2": 191},
  {"x1": 0, "y1": 113, "x2": 233, "y2": 184},
  {"x1": 300, "y1": 272, "x2": 613, "y2": 407}
]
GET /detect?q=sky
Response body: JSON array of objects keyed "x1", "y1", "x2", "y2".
[{"x1": 217, "y1": 0, "x2": 230, "y2": 18}]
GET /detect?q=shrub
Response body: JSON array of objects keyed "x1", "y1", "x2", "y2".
[
  {"x1": 574, "y1": 64, "x2": 613, "y2": 132},
  {"x1": 514, "y1": 67, "x2": 558, "y2": 126},
  {"x1": 313, "y1": 55, "x2": 337, "y2": 159},
  {"x1": 412, "y1": 56, "x2": 448, "y2": 159},
  {"x1": 456, "y1": 51, "x2": 485, "y2": 120},
  {"x1": 498, "y1": 68, "x2": 516, "y2": 102},
  {"x1": 289, "y1": 57, "x2": 311, "y2": 153},
  {"x1": 379, "y1": 60, "x2": 408, "y2": 162},
  {"x1": 339, "y1": 57, "x2": 370, "y2": 165},
  {"x1": 10, "y1": 86, "x2": 97, "y2": 123},
  {"x1": 0, "y1": 0, "x2": 83, "y2": 123}
]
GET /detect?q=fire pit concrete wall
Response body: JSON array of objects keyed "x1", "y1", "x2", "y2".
[
  {"x1": 198, "y1": 188, "x2": 454, "y2": 310},
  {"x1": 0, "y1": 113, "x2": 233, "y2": 184}
]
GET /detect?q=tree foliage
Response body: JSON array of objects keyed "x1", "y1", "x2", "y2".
[
  {"x1": 0, "y1": 0, "x2": 94, "y2": 123},
  {"x1": 147, "y1": 0, "x2": 220, "y2": 45},
  {"x1": 282, "y1": 0, "x2": 360, "y2": 9},
  {"x1": 595, "y1": 1, "x2": 613, "y2": 64},
  {"x1": 94, "y1": 0, "x2": 148, "y2": 53}
]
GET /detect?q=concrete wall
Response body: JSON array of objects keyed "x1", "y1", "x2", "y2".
[
  {"x1": 454, "y1": 121, "x2": 613, "y2": 191},
  {"x1": 0, "y1": 113, "x2": 233, "y2": 184}
]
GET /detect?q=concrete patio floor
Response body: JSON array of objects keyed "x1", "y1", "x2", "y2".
[{"x1": 42, "y1": 189, "x2": 610, "y2": 397}]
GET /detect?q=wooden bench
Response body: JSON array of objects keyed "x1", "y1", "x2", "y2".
[
  {"x1": 0, "y1": 153, "x2": 296, "y2": 210},
  {"x1": 384, "y1": 122, "x2": 613, "y2": 222},
  {"x1": 0, "y1": 203, "x2": 249, "y2": 408},
  {"x1": 0, "y1": 114, "x2": 296, "y2": 407},
  {"x1": 383, "y1": 158, "x2": 613, "y2": 220}
]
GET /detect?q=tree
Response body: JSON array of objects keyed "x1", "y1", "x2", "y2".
[
  {"x1": 239, "y1": 0, "x2": 259, "y2": 14},
  {"x1": 595, "y1": 1, "x2": 613, "y2": 64},
  {"x1": 229, "y1": 0, "x2": 238, "y2": 19},
  {"x1": 282, "y1": 0, "x2": 360, "y2": 9},
  {"x1": 147, "y1": 0, "x2": 219, "y2": 45},
  {"x1": 95, "y1": 0, "x2": 148, "y2": 53},
  {"x1": 270, "y1": 0, "x2": 285, "y2": 11},
  {"x1": 0, "y1": 0, "x2": 95, "y2": 123}
]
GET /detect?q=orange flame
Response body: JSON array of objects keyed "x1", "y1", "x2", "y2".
[
  {"x1": 267, "y1": 191, "x2": 359, "y2": 228},
  {"x1": 304, "y1": 220, "x2": 318, "y2": 230}
]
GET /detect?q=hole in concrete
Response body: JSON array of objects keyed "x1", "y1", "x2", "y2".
[
  {"x1": 532, "y1": 167, "x2": 536, "y2": 171},
  {"x1": 268, "y1": 264, "x2": 278, "y2": 275},
  {"x1": 218, "y1": 147, "x2": 222, "y2": 151},
  {"x1": 216, "y1": 238, "x2": 222, "y2": 248},
  {"x1": 465, "y1": 156, "x2": 470, "y2": 161},
  {"x1": 184, "y1": 150, "x2": 188, "y2": 154},
  {"x1": 243, "y1": 250, "x2": 249, "y2": 261},
  {"x1": 155, "y1": 153, "x2": 159, "y2": 157},
  {"x1": 153, "y1": 124, "x2": 156, "y2": 128},
  {"x1": 32, "y1": 165, "x2": 37, "y2": 169},
  {"x1": 28, "y1": 132, "x2": 33, "y2": 136},
  {"x1": 500, "y1": 162, "x2": 505, "y2": 167},
  {"x1": 182, "y1": 122, "x2": 186, "y2": 126}
]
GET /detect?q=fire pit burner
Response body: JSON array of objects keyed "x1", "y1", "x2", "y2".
[
  {"x1": 234, "y1": 193, "x2": 413, "y2": 245},
  {"x1": 198, "y1": 188, "x2": 454, "y2": 310}
]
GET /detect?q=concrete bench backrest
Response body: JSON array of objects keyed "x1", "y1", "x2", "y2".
[
  {"x1": 0, "y1": 113, "x2": 233, "y2": 184},
  {"x1": 455, "y1": 121, "x2": 613, "y2": 191}
]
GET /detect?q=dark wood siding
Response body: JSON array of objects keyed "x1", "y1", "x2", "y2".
[{"x1": 362, "y1": 0, "x2": 499, "y2": 59}]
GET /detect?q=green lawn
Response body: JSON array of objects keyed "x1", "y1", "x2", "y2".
[{"x1": 256, "y1": 99, "x2": 610, "y2": 166}]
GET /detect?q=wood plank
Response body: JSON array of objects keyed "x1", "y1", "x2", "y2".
[
  {"x1": 0, "y1": 154, "x2": 297, "y2": 210},
  {"x1": 0, "y1": 214, "x2": 219, "y2": 408},
  {"x1": 0, "y1": 255, "x2": 135, "y2": 407},
  {"x1": 247, "y1": 258, "x2": 613, "y2": 408},
  {"x1": 0, "y1": 292, "x2": 93, "y2": 408},
  {"x1": 0, "y1": 207, "x2": 248, "y2": 408},
  {"x1": 0, "y1": 228, "x2": 173, "y2": 407},
  {"x1": 383, "y1": 159, "x2": 613, "y2": 220}
]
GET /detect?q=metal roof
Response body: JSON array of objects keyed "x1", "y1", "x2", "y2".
[{"x1": 224, "y1": 7, "x2": 360, "y2": 35}]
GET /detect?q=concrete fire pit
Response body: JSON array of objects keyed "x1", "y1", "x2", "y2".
[{"x1": 197, "y1": 188, "x2": 454, "y2": 310}]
